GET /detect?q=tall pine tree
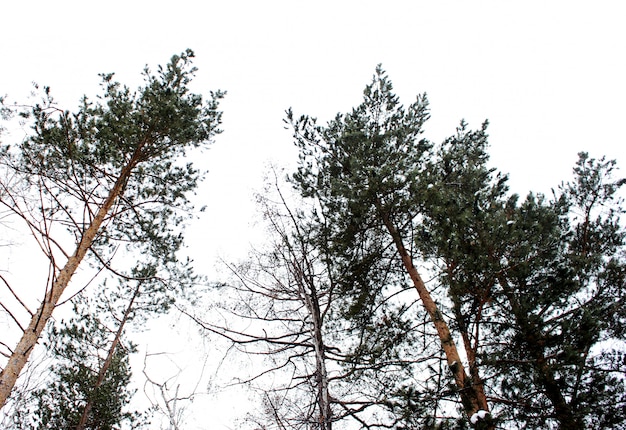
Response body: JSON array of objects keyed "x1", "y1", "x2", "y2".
[
  {"x1": 288, "y1": 66, "x2": 493, "y2": 428},
  {"x1": 417, "y1": 124, "x2": 626, "y2": 428},
  {"x1": 0, "y1": 50, "x2": 223, "y2": 408}
]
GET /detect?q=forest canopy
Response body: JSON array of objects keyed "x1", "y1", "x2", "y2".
[{"x1": 1, "y1": 56, "x2": 624, "y2": 430}]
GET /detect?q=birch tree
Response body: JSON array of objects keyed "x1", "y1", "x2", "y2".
[{"x1": 184, "y1": 171, "x2": 422, "y2": 429}]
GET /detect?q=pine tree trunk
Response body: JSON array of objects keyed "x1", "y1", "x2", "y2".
[
  {"x1": 448, "y1": 269, "x2": 488, "y2": 420},
  {"x1": 378, "y1": 208, "x2": 492, "y2": 428},
  {"x1": 75, "y1": 281, "x2": 142, "y2": 430},
  {"x1": 0, "y1": 152, "x2": 141, "y2": 410},
  {"x1": 497, "y1": 275, "x2": 583, "y2": 430}
]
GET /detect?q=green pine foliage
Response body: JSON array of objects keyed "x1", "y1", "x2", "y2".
[
  {"x1": 288, "y1": 65, "x2": 430, "y2": 322},
  {"x1": 287, "y1": 65, "x2": 626, "y2": 429},
  {"x1": 0, "y1": 50, "x2": 223, "y2": 419},
  {"x1": 2, "y1": 49, "x2": 223, "y2": 281},
  {"x1": 418, "y1": 126, "x2": 626, "y2": 428},
  {"x1": 32, "y1": 313, "x2": 143, "y2": 429},
  {"x1": 4, "y1": 53, "x2": 621, "y2": 428},
  {"x1": 287, "y1": 67, "x2": 480, "y2": 427}
]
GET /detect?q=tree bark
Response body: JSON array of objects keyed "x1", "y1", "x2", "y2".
[
  {"x1": 0, "y1": 150, "x2": 141, "y2": 410},
  {"x1": 296, "y1": 260, "x2": 332, "y2": 430},
  {"x1": 447, "y1": 263, "x2": 489, "y2": 421},
  {"x1": 379, "y1": 208, "x2": 492, "y2": 428}
]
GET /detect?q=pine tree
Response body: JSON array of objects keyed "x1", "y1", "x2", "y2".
[
  {"x1": 287, "y1": 66, "x2": 626, "y2": 428},
  {"x1": 0, "y1": 49, "x2": 223, "y2": 409},
  {"x1": 417, "y1": 133, "x2": 626, "y2": 429},
  {"x1": 287, "y1": 66, "x2": 493, "y2": 428},
  {"x1": 32, "y1": 309, "x2": 142, "y2": 429}
]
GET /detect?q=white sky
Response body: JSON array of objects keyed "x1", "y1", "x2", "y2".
[
  {"x1": 2, "y1": 1, "x2": 626, "y2": 428},
  {"x1": 3, "y1": 1, "x2": 626, "y2": 256}
]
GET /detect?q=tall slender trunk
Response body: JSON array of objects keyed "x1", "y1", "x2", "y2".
[
  {"x1": 378, "y1": 208, "x2": 492, "y2": 428},
  {"x1": 75, "y1": 281, "x2": 142, "y2": 430},
  {"x1": 295, "y1": 261, "x2": 332, "y2": 430},
  {"x1": 0, "y1": 150, "x2": 142, "y2": 410},
  {"x1": 447, "y1": 263, "x2": 488, "y2": 417},
  {"x1": 453, "y1": 295, "x2": 486, "y2": 409}
]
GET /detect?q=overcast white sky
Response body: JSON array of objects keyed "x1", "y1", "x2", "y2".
[
  {"x1": 2, "y1": 1, "x2": 626, "y2": 428},
  {"x1": 3, "y1": 1, "x2": 626, "y2": 257}
]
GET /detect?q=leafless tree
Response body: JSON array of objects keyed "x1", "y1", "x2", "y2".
[{"x1": 181, "y1": 170, "x2": 427, "y2": 429}]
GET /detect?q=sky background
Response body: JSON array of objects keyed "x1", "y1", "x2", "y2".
[{"x1": 2, "y1": 1, "x2": 626, "y2": 428}]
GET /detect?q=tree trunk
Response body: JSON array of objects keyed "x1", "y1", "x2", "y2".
[
  {"x1": 497, "y1": 274, "x2": 583, "y2": 430},
  {"x1": 75, "y1": 280, "x2": 142, "y2": 430},
  {"x1": 447, "y1": 263, "x2": 488, "y2": 421},
  {"x1": 294, "y1": 258, "x2": 332, "y2": 429},
  {"x1": 379, "y1": 209, "x2": 492, "y2": 428},
  {"x1": 0, "y1": 152, "x2": 141, "y2": 410}
]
